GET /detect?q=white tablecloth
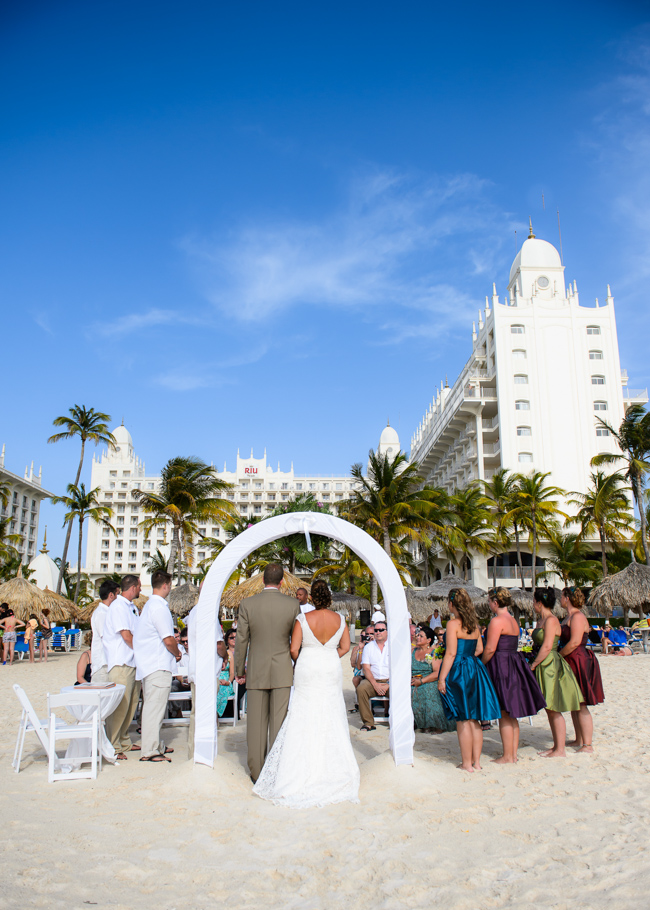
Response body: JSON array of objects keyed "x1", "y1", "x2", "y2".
[{"x1": 59, "y1": 684, "x2": 126, "y2": 771}]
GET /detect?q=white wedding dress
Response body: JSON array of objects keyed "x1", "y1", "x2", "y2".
[{"x1": 253, "y1": 612, "x2": 360, "y2": 808}]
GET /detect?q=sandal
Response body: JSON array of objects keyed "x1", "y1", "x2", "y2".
[
  {"x1": 139, "y1": 754, "x2": 171, "y2": 762},
  {"x1": 481, "y1": 722, "x2": 491, "y2": 731},
  {"x1": 360, "y1": 725, "x2": 376, "y2": 732},
  {"x1": 164, "y1": 747, "x2": 174, "y2": 754}
]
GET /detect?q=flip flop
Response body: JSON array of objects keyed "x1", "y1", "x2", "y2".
[
  {"x1": 139, "y1": 754, "x2": 171, "y2": 762},
  {"x1": 164, "y1": 747, "x2": 174, "y2": 754},
  {"x1": 360, "y1": 725, "x2": 376, "y2": 732}
]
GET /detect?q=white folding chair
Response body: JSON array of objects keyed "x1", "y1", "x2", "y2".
[
  {"x1": 163, "y1": 690, "x2": 192, "y2": 726},
  {"x1": 370, "y1": 696, "x2": 390, "y2": 725},
  {"x1": 12, "y1": 684, "x2": 64, "y2": 773},
  {"x1": 46, "y1": 691, "x2": 101, "y2": 783},
  {"x1": 218, "y1": 680, "x2": 239, "y2": 727}
]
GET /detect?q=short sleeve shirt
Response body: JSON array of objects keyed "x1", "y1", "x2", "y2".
[
  {"x1": 133, "y1": 594, "x2": 176, "y2": 680},
  {"x1": 90, "y1": 602, "x2": 109, "y2": 674},
  {"x1": 103, "y1": 595, "x2": 138, "y2": 671},
  {"x1": 361, "y1": 640, "x2": 390, "y2": 679}
]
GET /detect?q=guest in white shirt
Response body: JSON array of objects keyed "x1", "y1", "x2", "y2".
[
  {"x1": 90, "y1": 579, "x2": 119, "y2": 683},
  {"x1": 134, "y1": 570, "x2": 182, "y2": 762},
  {"x1": 104, "y1": 574, "x2": 142, "y2": 759},
  {"x1": 357, "y1": 621, "x2": 390, "y2": 731},
  {"x1": 296, "y1": 587, "x2": 314, "y2": 614},
  {"x1": 429, "y1": 609, "x2": 443, "y2": 630}
]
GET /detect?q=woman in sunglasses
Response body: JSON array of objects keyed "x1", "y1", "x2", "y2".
[{"x1": 558, "y1": 587, "x2": 604, "y2": 752}]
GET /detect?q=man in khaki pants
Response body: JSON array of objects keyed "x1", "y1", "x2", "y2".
[
  {"x1": 104, "y1": 574, "x2": 142, "y2": 759},
  {"x1": 133, "y1": 570, "x2": 182, "y2": 762},
  {"x1": 234, "y1": 564, "x2": 299, "y2": 782}
]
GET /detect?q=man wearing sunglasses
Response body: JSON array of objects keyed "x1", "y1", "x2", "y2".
[{"x1": 357, "y1": 623, "x2": 389, "y2": 731}]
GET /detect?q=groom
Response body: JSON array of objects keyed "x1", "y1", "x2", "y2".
[{"x1": 234, "y1": 564, "x2": 300, "y2": 782}]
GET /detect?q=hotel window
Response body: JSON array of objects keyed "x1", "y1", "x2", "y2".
[
  {"x1": 116, "y1": 551, "x2": 123, "y2": 558},
  {"x1": 110, "y1": 471, "x2": 117, "y2": 477},
  {"x1": 198, "y1": 552, "x2": 205, "y2": 561},
  {"x1": 101, "y1": 563, "x2": 109, "y2": 570},
  {"x1": 254, "y1": 505, "x2": 262, "y2": 513},
  {"x1": 131, "y1": 516, "x2": 138, "y2": 524},
  {"x1": 282, "y1": 494, "x2": 289, "y2": 501},
  {"x1": 281, "y1": 483, "x2": 289, "y2": 490},
  {"x1": 227, "y1": 493, "x2": 235, "y2": 500},
  {"x1": 268, "y1": 483, "x2": 275, "y2": 490},
  {"x1": 515, "y1": 400, "x2": 530, "y2": 410},
  {"x1": 128, "y1": 563, "x2": 136, "y2": 570},
  {"x1": 309, "y1": 483, "x2": 316, "y2": 490},
  {"x1": 511, "y1": 325, "x2": 525, "y2": 334},
  {"x1": 101, "y1": 552, "x2": 109, "y2": 559},
  {"x1": 514, "y1": 374, "x2": 528, "y2": 384},
  {"x1": 144, "y1": 538, "x2": 151, "y2": 546},
  {"x1": 335, "y1": 493, "x2": 343, "y2": 500},
  {"x1": 133, "y1": 482, "x2": 141, "y2": 489},
  {"x1": 104, "y1": 493, "x2": 113, "y2": 500},
  {"x1": 587, "y1": 326, "x2": 601, "y2": 335},
  {"x1": 518, "y1": 453, "x2": 533, "y2": 463},
  {"x1": 109, "y1": 483, "x2": 115, "y2": 489},
  {"x1": 295, "y1": 483, "x2": 303, "y2": 491},
  {"x1": 147, "y1": 482, "x2": 154, "y2": 489},
  {"x1": 592, "y1": 375, "x2": 605, "y2": 385},
  {"x1": 268, "y1": 493, "x2": 276, "y2": 500},
  {"x1": 117, "y1": 517, "x2": 124, "y2": 525},
  {"x1": 322, "y1": 493, "x2": 330, "y2": 500},
  {"x1": 121, "y1": 482, "x2": 128, "y2": 489},
  {"x1": 198, "y1": 527, "x2": 206, "y2": 535},
  {"x1": 517, "y1": 426, "x2": 532, "y2": 436},
  {"x1": 322, "y1": 483, "x2": 329, "y2": 490},
  {"x1": 254, "y1": 482, "x2": 262, "y2": 489},
  {"x1": 118, "y1": 505, "x2": 125, "y2": 513},
  {"x1": 129, "y1": 552, "x2": 137, "y2": 559},
  {"x1": 596, "y1": 428, "x2": 610, "y2": 437},
  {"x1": 211, "y1": 527, "x2": 219, "y2": 536},
  {"x1": 589, "y1": 350, "x2": 603, "y2": 360},
  {"x1": 254, "y1": 493, "x2": 262, "y2": 500},
  {"x1": 594, "y1": 401, "x2": 608, "y2": 411},
  {"x1": 335, "y1": 483, "x2": 343, "y2": 490},
  {"x1": 512, "y1": 349, "x2": 527, "y2": 359},
  {"x1": 118, "y1": 493, "x2": 127, "y2": 500},
  {"x1": 241, "y1": 482, "x2": 249, "y2": 489},
  {"x1": 143, "y1": 552, "x2": 150, "y2": 559},
  {"x1": 157, "y1": 529, "x2": 165, "y2": 536}
]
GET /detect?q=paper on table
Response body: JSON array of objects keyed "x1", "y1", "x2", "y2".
[{"x1": 74, "y1": 682, "x2": 117, "y2": 689}]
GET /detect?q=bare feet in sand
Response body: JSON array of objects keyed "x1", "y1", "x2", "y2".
[
  {"x1": 575, "y1": 744, "x2": 594, "y2": 753},
  {"x1": 538, "y1": 748, "x2": 566, "y2": 758},
  {"x1": 491, "y1": 756, "x2": 517, "y2": 764},
  {"x1": 457, "y1": 763, "x2": 475, "y2": 772}
]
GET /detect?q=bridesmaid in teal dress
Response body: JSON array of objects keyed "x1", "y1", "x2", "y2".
[
  {"x1": 411, "y1": 625, "x2": 455, "y2": 733},
  {"x1": 438, "y1": 588, "x2": 501, "y2": 772},
  {"x1": 217, "y1": 633, "x2": 235, "y2": 717}
]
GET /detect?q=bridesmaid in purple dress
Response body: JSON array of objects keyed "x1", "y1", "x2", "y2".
[{"x1": 481, "y1": 588, "x2": 546, "y2": 763}]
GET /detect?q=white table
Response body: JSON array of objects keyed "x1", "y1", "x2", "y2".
[{"x1": 59, "y1": 684, "x2": 126, "y2": 771}]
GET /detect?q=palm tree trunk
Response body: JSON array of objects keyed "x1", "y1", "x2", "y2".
[
  {"x1": 514, "y1": 523, "x2": 524, "y2": 587},
  {"x1": 382, "y1": 528, "x2": 390, "y2": 556},
  {"x1": 370, "y1": 576, "x2": 378, "y2": 606},
  {"x1": 532, "y1": 514, "x2": 538, "y2": 588},
  {"x1": 598, "y1": 525, "x2": 608, "y2": 577},
  {"x1": 57, "y1": 442, "x2": 86, "y2": 594},
  {"x1": 635, "y1": 479, "x2": 650, "y2": 565},
  {"x1": 75, "y1": 515, "x2": 83, "y2": 604}
]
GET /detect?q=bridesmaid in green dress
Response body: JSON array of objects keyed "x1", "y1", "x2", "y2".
[
  {"x1": 411, "y1": 625, "x2": 455, "y2": 733},
  {"x1": 530, "y1": 588, "x2": 582, "y2": 758}
]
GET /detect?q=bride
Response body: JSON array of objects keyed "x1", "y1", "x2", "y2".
[{"x1": 253, "y1": 579, "x2": 360, "y2": 808}]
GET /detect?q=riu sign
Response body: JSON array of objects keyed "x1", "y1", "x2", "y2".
[{"x1": 244, "y1": 467, "x2": 258, "y2": 474}]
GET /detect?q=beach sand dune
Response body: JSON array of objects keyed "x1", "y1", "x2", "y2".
[{"x1": 1, "y1": 651, "x2": 649, "y2": 909}]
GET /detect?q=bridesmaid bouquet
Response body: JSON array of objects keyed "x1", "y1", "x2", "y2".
[{"x1": 433, "y1": 644, "x2": 445, "y2": 660}]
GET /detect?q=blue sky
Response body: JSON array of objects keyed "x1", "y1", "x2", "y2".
[{"x1": 2, "y1": 0, "x2": 649, "y2": 559}]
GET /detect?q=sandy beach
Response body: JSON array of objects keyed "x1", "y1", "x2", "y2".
[{"x1": 1, "y1": 649, "x2": 649, "y2": 910}]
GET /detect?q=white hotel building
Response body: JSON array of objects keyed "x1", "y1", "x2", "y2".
[
  {"x1": 409, "y1": 227, "x2": 648, "y2": 588},
  {"x1": 0, "y1": 445, "x2": 52, "y2": 565},
  {"x1": 84, "y1": 425, "x2": 359, "y2": 593}
]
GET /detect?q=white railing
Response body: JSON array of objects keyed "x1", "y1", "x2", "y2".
[
  {"x1": 623, "y1": 388, "x2": 648, "y2": 400},
  {"x1": 483, "y1": 441, "x2": 501, "y2": 455},
  {"x1": 482, "y1": 415, "x2": 499, "y2": 430}
]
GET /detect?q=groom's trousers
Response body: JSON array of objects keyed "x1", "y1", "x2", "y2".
[{"x1": 246, "y1": 687, "x2": 291, "y2": 782}]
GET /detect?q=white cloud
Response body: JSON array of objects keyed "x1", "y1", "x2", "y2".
[
  {"x1": 91, "y1": 307, "x2": 203, "y2": 338},
  {"x1": 181, "y1": 169, "x2": 517, "y2": 328},
  {"x1": 152, "y1": 345, "x2": 269, "y2": 392}
]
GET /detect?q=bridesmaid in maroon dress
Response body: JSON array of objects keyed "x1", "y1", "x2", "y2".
[
  {"x1": 482, "y1": 588, "x2": 546, "y2": 763},
  {"x1": 559, "y1": 586, "x2": 604, "y2": 753}
]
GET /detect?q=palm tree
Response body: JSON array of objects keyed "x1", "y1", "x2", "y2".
[
  {"x1": 591, "y1": 404, "x2": 650, "y2": 565},
  {"x1": 482, "y1": 469, "x2": 519, "y2": 587},
  {"x1": 48, "y1": 406, "x2": 116, "y2": 593},
  {"x1": 143, "y1": 548, "x2": 170, "y2": 574},
  {"x1": 569, "y1": 470, "x2": 634, "y2": 577},
  {"x1": 135, "y1": 456, "x2": 236, "y2": 585},
  {"x1": 341, "y1": 451, "x2": 447, "y2": 604},
  {"x1": 538, "y1": 532, "x2": 601, "y2": 587},
  {"x1": 51, "y1": 484, "x2": 115, "y2": 603},
  {"x1": 443, "y1": 484, "x2": 492, "y2": 581},
  {"x1": 268, "y1": 494, "x2": 333, "y2": 574},
  {"x1": 312, "y1": 546, "x2": 370, "y2": 593},
  {"x1": 511, "y1": 472, "x2": 567, "y2": 587}
]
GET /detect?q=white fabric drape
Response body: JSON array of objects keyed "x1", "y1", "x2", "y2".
[{"x1": 193, "y1": 512, "x2": 414, "y2": 768}]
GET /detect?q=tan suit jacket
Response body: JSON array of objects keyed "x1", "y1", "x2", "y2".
[{"x1": 234, "y1": 589, "x2": 300, "y2": 689}]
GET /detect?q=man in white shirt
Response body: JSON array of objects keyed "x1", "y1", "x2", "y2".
[
  {"x1": 104, "y1": 574, "x2": 142, "y2": 759},
  {"x1": 90, "y1": 579, "x2": 119, "y2": 683},
  {"x1": 357, "y1": 621, "x2": 390, "y2": 731},
  {"x1": 134, "y1": 570, "x2": 182, "y2": 762},
  {"x1": 296, "y1": 587, "x2": 314, "y2": 614}
]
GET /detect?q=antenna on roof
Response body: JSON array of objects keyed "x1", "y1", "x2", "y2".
[
  {"x1": 557, "y1": 209, "x2": 564, "y2": 265},
  {"x1": 542, "y1": 192, "x2": 545, "y2": 211},
  {"x1": 514, "y1": 229, "x2": 517, "y2": 253}
]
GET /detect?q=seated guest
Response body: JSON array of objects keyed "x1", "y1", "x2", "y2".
[
  {"x1": 224, "y1": 628, "x2": 246, "y2": 718},
  {"x1": 428, "y1": 609, "x2": 443, "y2": 630},
  {"x1": 348, "y1": 624, "x2": 374, "y2": 713},
  {"x1": 357, "y1": 621, "x2": 389, "y2": 731},
  {"x1": 75, "y1": 643, "x2": 93, "y2": 685},
  {"x1": 217, "y1": 631, "x2": 236, "y2": 717},
  {"x1": 411, "y1": 624, "x2": 455, "y2": 733},
  {"x1": 409, "y1": 622, "x2": 418, "y2": 648}
]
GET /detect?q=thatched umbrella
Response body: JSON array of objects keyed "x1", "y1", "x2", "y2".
[
  {"x1": 405, "y1": 575, "x2": 490, "y2": 623},
  {"x1": 221, "y1": 571, "x2": 309, "y2": 612},
  {"x1": 331, "y1": 591, "x2": 371, "y2": 623},
  {"x1": 588, "y1": 563, "x2": 650, "y2": 623},
  {"x1": 0, "y1": 569, "x2": 76, "y2": 623},
  {"x1": 41, "y1": 587, "x2": 80, "y2": 622},
  {"x1": 168, "y1": 583, "x2": 200, "y2": 618}
]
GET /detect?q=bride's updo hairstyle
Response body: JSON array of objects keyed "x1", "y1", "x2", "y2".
[
  {"x1": 534, "y1": 588, "x2": 556, "y2": 610},
  {"x1": 448, "y1": 588, "x2": 478, "y2": 634},
  {"x1": 562, "y1": 586, "x2": 586, "y2": 610},
  {"x1": 310, "y1": 579, "x2": 332, "y2": 610}
]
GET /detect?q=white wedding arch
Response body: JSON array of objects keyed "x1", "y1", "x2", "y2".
[{"x1": 192, "y1": 511, "x2": 415, "y2": 768}]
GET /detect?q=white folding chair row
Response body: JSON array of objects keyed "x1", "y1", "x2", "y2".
[
  {"x1": 162, "y1": 690, "x2": 192, "y2": 726},
  {"x1": 46, "y1": 691, "x2": 101, "y2": 782},
  {"x1": 370, "y1": 696, "x2": 390, "y2": 725},
  {"x1": 12, "y1": 684, "x2": 102, "y2": 782}
]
